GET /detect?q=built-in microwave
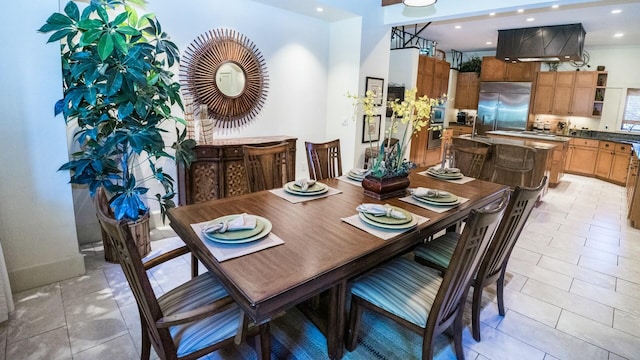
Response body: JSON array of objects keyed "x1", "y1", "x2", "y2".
[{"x1": 431, "y1": 106, "x2": 445, "y2": 124}]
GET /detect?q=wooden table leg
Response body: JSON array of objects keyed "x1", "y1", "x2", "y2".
[{"x1": 327, "y1": 281, "x2": 346, "y2": 360}]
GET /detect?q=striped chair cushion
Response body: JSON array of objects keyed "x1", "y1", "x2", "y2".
[
  {"x1": 158, "y1": 272, "x2": 241, "y2": 357},
  {"x1": 350, "y1": 257, "x2": 443, "y2": 328},
  {"x1": 413, "y1": 232, "x2": 459, "y2": 270}
]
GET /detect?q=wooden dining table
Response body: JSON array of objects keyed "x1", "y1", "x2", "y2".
[{"x1": 167, "y1": 169, "x2": 508, "y2": 359}]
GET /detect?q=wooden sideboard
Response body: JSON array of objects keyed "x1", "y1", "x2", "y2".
[{"x1": 177, "y1": 136, "x2": 297, "y2": 205}]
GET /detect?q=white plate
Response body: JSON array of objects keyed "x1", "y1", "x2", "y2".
[
  {"x1": 284, "y1": 182, "x2": 329, "y2": 196},
  {"x1": 347, "y1": 174, "x2": 364, "y2": 182},
  {"x1": 203, "y1": 216, "x2": 272, "y2": 244},
  {"x1": 412, "y1": 195, "x2": 461, "y2": 207},
  {"x1": 426, "y1": 171, "x2": 464, "y2": 180},
  {"x1": 358, "y1": 212, "x2": 417, "y2": 230}
]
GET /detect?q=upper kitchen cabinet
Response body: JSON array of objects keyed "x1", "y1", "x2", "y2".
[
  {"x1": 532, "y1": 71, "x2": 604, "y2": 117},
  {"x1": 454, "y1": 72, "x2": 480, "y2": 109},
  {"x1": 417, "y1": 55, "x2": 450, "y2": 99},
  {"x1": 480, "y1": 56, "x2": 539, "y2": 82}
]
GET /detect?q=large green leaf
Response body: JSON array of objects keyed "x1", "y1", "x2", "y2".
[
  {"x1": 112, "y1": 32, "x2": 128, "y2": 55},
  {"x1": 97, "y1": 33, "x2": 114, "y2": 60},
  {"x1": 77, "y1": 19, "x2": 103, "y2": 31},
  {"x1": 47, "y1": 29, "x2": 74, "y2": 43},
  {"x1": 111, "y1": 12, "x2": 129, "y2": 27},
  {"x1": 45, "y1": 13, "x2": 73, "y2": 26},
  {"x1": 63, "y1": 1, "x2": 80, "y2": 21},
  {"x1": 95, "y1": 5, "x2": 109, "y2": 23},
  {"x1": 116, "y1": 25, "x2": 140, "y2": 36},
  {"x1": 80, "y1": 28, "x2": 103, "y2": 46}
]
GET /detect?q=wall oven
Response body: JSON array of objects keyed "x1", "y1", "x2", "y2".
[{"x1": 428, "y1": 105, "x2": 445, "y2": 149}]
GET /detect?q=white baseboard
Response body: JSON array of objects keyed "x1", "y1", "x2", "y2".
[{"x1": 9, "y1": 254, "x2": 85, "y2": 293}]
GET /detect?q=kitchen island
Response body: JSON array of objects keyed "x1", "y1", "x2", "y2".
[{"x1": 458, "y1": 134, "x2": 558, "y2": 194}]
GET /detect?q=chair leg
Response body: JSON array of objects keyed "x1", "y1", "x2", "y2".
[
  {"x1": 346, "y1": 298, "x2": 363, "y2": 352},
  {"x1": 497, "y1": 268, "x2": 507, "y2": 316},
  {"x1": 256, "y1": 322, "x2": 271, "y2": 360},
  {"x1": 453, "y1": 308, "x2": 466, "y2": 360},
  {"x1": 471, "y1": 285, "x2": 483, "y2": 342},
  {"x1": 191, "y1": 253, "x2": 198, "y2": 278},
  {"x1": 140, "y1": 322, "x2": 151, "y2": 360}
]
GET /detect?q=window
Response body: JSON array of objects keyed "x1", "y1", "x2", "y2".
[{"x1": 621, "y1": 88, "x2": 640, "y2": 131}]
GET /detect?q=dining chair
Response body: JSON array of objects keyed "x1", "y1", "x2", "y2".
[
  {"x1": 305, "y1": 139, "x2": 342, "y2": 180},
  {"x1": 243, "y1": 142, "x2": 292, "y2": 192},
  {"x1": 346, "y1": 202, "x2": 507, "y2": 360},
  {"x1": 450, "y1": 137, "x2": 490, "y2": 179},
  {"x1": 491, "y1": 143, "x2": 536, "y2": 187},
  {"x1": 95, "y1": 195, "x2": 271, "y2": 360},
  {"x1": 414, "y1": 176, "x2": 546, "y2": 341}
]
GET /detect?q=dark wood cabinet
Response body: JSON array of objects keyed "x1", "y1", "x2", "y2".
[
  {"x1": 177, "y1": 136, "x2": 297, "y2": 205},
  {"x1": 454, "y1": 72, "x2": 480, "y2": 109},
  {"x1": 417, "y1": 55, "x2": 450, "y2": 99}
]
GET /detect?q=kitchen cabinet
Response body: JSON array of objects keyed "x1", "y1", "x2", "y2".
[
  {"x1": 454, "y1": 72, "x2": 480, "y2": 109},
  {"x1": 595, "y1": 141, "x2": 631, "y2": 185},
  {"x1": 531, "y1": 72, "x2": 556, "y2": 114},
  {"x1": 449, "y1": 124, "x2": 473, "y2": 137},
  {"x1": 627, "y1": 149, "x2": 640, "y2": 229},
  {"x1": 417, "y1": 55, "x2": 450, "y2": 99},
  {"x1": 480, "y1": 56, "x2": 539, "y2": 82},
  {"x1": 566, "y1": 138, "x2": 598, "y2": 175},
  {"x1": 177, "y1": 136, "x2": 297, "y2": 205}
]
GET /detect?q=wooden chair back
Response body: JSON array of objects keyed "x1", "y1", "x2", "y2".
[
  {"x1": 425, "y1": 200, "x2": 506, "y2": 340},
  {"x1": 95, "y1": 189, "x2": 175, "y2": 359},
  {"x1": 305, "y1": 139, "x2": 342, "y2": 180},
  {"x1": 451, "y1": 138, "x2": 490, "y2": 178},
  {"x1": 243, "y1": 142, "x2": 292, "y2": 192}
]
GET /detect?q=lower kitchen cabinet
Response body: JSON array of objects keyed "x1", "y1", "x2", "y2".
[
  {"x1": 566, "y1": 138, "x2": 599, "y2": 175},
  {"x1": 595, "y1": 141, "x2": 631, "y2": 185},
  {"x1": 627, "y1": 149, "x2": 640, "y2": 229}
]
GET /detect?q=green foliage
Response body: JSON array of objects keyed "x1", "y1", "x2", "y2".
[
  {"x1": 40, "y1": 0, "x2": 194, "y2": 221},
  {"x1": 458, "y1": 55, "x2": 482, "y2": 75}
]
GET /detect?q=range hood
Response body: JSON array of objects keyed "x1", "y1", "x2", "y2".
[{"x1": 496, "y1": 23, "x2": 586, "y2": 62}]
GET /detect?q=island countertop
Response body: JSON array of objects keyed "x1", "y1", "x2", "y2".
[
  {"x1": 458, "y1": 134, "x2": 559, "y2": 150},
  {"x1": 486, "y1": 130, "x2": 571, "y2": 143}
]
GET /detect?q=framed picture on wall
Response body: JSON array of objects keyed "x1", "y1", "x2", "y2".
[
  {"x1": 362, "y1": 115, "x2": 381, "y2": 143},
  {"x1": 365, "y1": 77, "x2": 384, "y2": 106}
]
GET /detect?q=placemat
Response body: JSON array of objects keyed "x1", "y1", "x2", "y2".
[
  {"x1": 191, "y1": 221, "x2": 284, "y2": 262},
  {"x1": 337, "y1": 175, "x2": 363, "y2": 187},
  {"x1": 269, "y1": 186, "x2": 342, "y2": 203},
  {"x1": 399, "y1": 195, "x2": 470, "y2": 213},
  {"x1": 418, "y1": 170, "x2": 475, "y2": 184},
  {"x1": 341, "y1": 213, "x2": 429, "y2": 240}
]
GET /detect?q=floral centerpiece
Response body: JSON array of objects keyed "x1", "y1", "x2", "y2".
[{"x1": 349, "y1": 87, "x2": 444, "y2": 199}]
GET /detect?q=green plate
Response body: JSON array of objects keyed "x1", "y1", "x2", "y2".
[
  {"x1": 358, "y1": 212, "x2": 417, "y2": 230},
  {"x1": 412, "y1": 195, "x2": 461, "y2": 207},
  {"x1": 426, "y1": 171, "x2": 464, "y2": 180},
  {"x1": 362, "y1": 206, "x2": 412, "y2": 225},
  {"x1": 413, "y1": 192, "x2": 459, "y2": 203},
  {"x1": 347, "y1": 174, "x2": 364, "y2": 182},
  {"x1": 284, "y1": 182, "x2": 329, "y2": 196},
  {"x1": 203, "y1": 215, "x2": 265, "y2": 242},
  {"x1": 286, "y1": 181, "x2": 327, "y2": 193}
]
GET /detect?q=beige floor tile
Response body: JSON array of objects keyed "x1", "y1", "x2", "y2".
[
  {"x1": 539, "y1": 256, "x2": 617, "y2": 290},
  {"x1": 557, "y1": 310, "x2": 640, "y2": 360},
  {"x1": 616, "y1": 279, "x2": 640, "y2": 299},
  {"x1": 463, "y1": 323, "x2": 546, "y2": 360},
  {"x1": 498, "y1": 310, "x2": 608, "y2": 360},
  {"x1": 517, "y1": 240, "x2": 581, "y2": 265},
  {"x1": 507, "y1": 257, "x2": 573, "y2": 291},
  {"x1": 504, "y1": 272, "x2": 528, "y2": 292},
  {"x1": 510, "y1": 247, "x2": 542, "y2": 264},
  {"x1": 570, "y1": 279, "x2": 640, "y2": 317},
  {"x1": 547, "y1": 237, "x2": 619, "y2": 265},
  {"x1": 579, "y1": 256, "x2": 640, "y2": 284},
  {"x1": 7, "y1": 283, "x2": 66, "y2": 343},
  {"x1": 521, "y1": 279, "x2": 613, "y2": 326},
  {"x1": 502, "y1": 288, "x2": 562, "y2": 327},
  {"x1": 544, "y1": 354, "x2": 561, "y2": 360},
  {"x1": 5, "y1": 327, "x2": 72, "y2": 360},
  {"x1": 609, "y1": 352, "x2": 630, "y2": 360},
  {"x1": 613, "y1": 309, "x2": 640, "y2": 338},
  {"x1": 60, "y1": 270, "x2": 110, "y2": 301},
  {"x1": 72, "y1": 334, "x2": 139, "y2": 360}
]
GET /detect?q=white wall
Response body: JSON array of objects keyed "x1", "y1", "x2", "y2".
[{"x1": 0, "y1": 1, "x2": 85, "y2": 291}]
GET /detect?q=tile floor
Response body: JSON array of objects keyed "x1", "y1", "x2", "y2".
[{"x1": 2, "y1": 173, "x2": 640, "y2": 360}]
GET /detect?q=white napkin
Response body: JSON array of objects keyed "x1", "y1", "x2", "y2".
[
  {"x1": 356, "y1": 203, "x2": 406, "y2": 219},
  {"x1": 428, "y1": 167, "x2": 460, "y2": 174},
  {"x1": 202, "y1": 213, "x2": 257, "y2": 234},
  {"x1": 411, "y1": 187, "x2": 451, "y2": 198},
  {"x1": 294, "y1": 178, "x2": 316, "y2": 191}
]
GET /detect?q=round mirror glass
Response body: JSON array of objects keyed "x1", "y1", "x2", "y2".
[{"x1": 215, "y1": 62, "x2": 246, "y2": 98}]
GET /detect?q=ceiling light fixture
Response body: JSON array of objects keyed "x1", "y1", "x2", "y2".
[
  {"x1": 403, "y1": 0, "x2": 437, "y2": 7},
  {"x1": 455, "y1": 25, "x2": 462, "y2": 29},
  {"x1": 486, "y1": 41, "x2": 493, "y2": 45},
  {"x1": 489, "y1": 12, "x2": 496, "y2": 16},
  {"x1": 526, "y1": 18, "x2": 535, "y2": 22},
  {"x1": 316, "y1": 7, "x2": 323, "y2": 12},
  {"x1": 517, "y1": 9, "x2": 524, "y2": 13},
  {"x1": 611, "y1": 9, "x2": 622, "y2": 14},
  {"x1": 614, "y1": 33, "x2": 624, "y2": 38},
  {"x1": 552, "y1": 5, "x2": 559, "y2": 9}
]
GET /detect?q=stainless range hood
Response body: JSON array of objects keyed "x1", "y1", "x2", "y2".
[{"x1": 496, "y1": 23, "x2": 586, "y2": 62}]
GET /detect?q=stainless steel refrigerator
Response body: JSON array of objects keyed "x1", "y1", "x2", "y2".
[{"x1": 476, "y1": 82, "x2": 531, "y2": 135}]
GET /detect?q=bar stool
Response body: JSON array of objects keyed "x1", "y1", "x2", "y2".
[
  {"x1": 451, "y1": 138, "x2": 490, "y2": 179},
  {"x1": 491, "y1": 144, "x2": 536, "y2": 187}
]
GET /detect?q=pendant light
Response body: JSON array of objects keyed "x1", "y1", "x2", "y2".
[{"x1": 403, "y1": 0, "x2": 437, "y2": 6}]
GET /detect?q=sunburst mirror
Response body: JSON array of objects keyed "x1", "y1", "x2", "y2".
[{"x1": 180, "y1": 29, "x2": 269, "y2": 129}]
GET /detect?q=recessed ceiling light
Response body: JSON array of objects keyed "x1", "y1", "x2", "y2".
[
  {"x1": 614, "y1": 33, "x2": 624, "y2": 38},
  {"x1": 316, "y1": 7, "x2": 323, "y2": 12},
  {"x1": 552, "y1": 5, "x2": 559, "y2": 9},
  {"x1": 611, "y1": 9, "x2": 622, "y2": 14},
  {"x1": 526, "y1": 18, "x2": 535, "y2": 22},
  {"x1": 517, "y1": 9, "x2": 524, "y2": 13},
  {"x1": 489, "y1": 12, "x2": 496, "y2": 16},
  {"x1": 455, "y1": 25, "x2": 462, "y2": 29},
  {"x1": 486, "y1": 41, "x2": 493, "y2": 45}
]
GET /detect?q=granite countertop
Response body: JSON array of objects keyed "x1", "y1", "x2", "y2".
[
  {"x1": 487, "y1": 130, "x2": 571, "y2": 143},
  {"x1": 458, "y1": 134, "x2": 558, "y2": 150}
]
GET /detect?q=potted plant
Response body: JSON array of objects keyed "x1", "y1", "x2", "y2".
[
  {"x1": 349, "y1": 88, "x2": 443, "y2": 199},
  {"x1": 458, "y1": 55, "x2": 482, "y2": 75},
  {"x1": 39, "y1": 0, "x2": 195, "y2": 260}
]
